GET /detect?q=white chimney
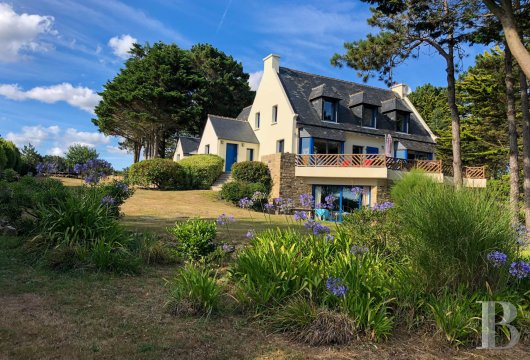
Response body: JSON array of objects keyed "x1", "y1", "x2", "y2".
[
  {"x1": 263, "y1": 54, "x2": 280, "y2": 73},
  {"x1": 391, "y1": 83, "x2": 410, "y2": 98}
]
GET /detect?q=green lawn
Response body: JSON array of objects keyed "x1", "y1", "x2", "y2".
[{"x1": 1, "y1": 184, "x2": 529, "y2": 359}]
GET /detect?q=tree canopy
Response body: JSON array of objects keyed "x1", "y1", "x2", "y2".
[{"x1": 65, "y1": 144, "x2": 99, "y2": 168}]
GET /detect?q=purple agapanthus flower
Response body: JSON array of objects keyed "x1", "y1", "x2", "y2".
[
  {"x1": 246, "y1": 230, "x2": 255, "y2": 239},
  {"x1": 101, "y1": 195, "x2": 116, "y2": 206},
  {"x1": 116, "y1": 182, "x2": 129, "y2": 192},
  {"x1": 304, "y1": 219, "x2": 317, "y2": 231},
  {"x1": 350, "y1": 244, "x2": 369, "y2": 255},
  {"x1": 36, "y1": 162, "x2": 46, "y2": 174},
  {"x1": 372, "y1": 201, "x2": 394, "y2": 211},
  {"x1": 509, "y1": 261, "x2": 530, "y2": 279},
  {"x1": 84, "y1": 174, "x2": 98, "y2": 184},
  {"x1": 300, "y1": 193, "x2": 314, "y2": 208},
  {"x1": 351, "y1": 187, "x2": 363, "y2": 196},
  {"x1": 217, "y1": 214, "x2": 235, "y2": 226},
  {"x1": 324, "y1": 194, "x2": 336, "y2": 210},
  {"x1": 325, "y1": 234, "x2": 334, "y2": 242},
  {"x1": 326, "y1": 277, "x2": 348, "y2": 297},
  {"x1": 313, "y1": 223, "x2": 330, "y2": 235},
  {"x1": 263, "y1": 203, "x2": 275, "y2": 211},
  {"x1": 487, "y1": 251, "x2": 508, "y2": 268},
  {"x1": 293, "y1": 210, "x2": 308, "y2": 221},
  {"x1": 251, "y1": 191, "x2": 266, "y2": 202},
  {"x1": 239, "y1": 197, "x2": 254, "y2": 209},
  {"x1": 514, "y1": 224, "x2": 530, "y2": 247}
]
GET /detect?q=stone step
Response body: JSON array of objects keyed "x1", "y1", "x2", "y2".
[{"x1": 211, "y1": 172, "x2": 233, "y2": 191}]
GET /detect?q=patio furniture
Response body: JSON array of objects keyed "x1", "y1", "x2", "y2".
[{"x1": 315, "y1": 208, "x2": 330, "y2": 221}]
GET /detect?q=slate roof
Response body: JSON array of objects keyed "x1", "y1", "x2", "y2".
[
  {"x1": 178, "y1": 137, "x2": 200, "y2": 155},
  {"x1": 209, "y1": 114, "x2": 259, "y2": 144},
  {"x1": 236, "y1": 105, "x2": 252, "y2": 121},
  {"x1": 278, "y1": 67, "x2": 435, "y2": 145}
]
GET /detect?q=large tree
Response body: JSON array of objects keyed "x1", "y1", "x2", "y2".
[
  {"x1": 332, "y1": 0, "x2": 479, "y2": 186},
  {"x1": 65, "y1": 144, "x2": 98, "y2": 168},
  {"x1": 93, "y1": 42, "x2": 254, "y2": 161}
]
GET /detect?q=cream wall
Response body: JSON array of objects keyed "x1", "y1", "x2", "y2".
[
  {"x1": 217, "y1": 140, "x2": 260, "y2": 163},
  {"x1": 197, "y1": 118, "x2": 219, "y2": 156},
  {"x1": 343, "y1": 133, "x2": 387, "y2": 154},
  {"x1": 250, "y1": 55, "x2": 298, "y2": 157},
  {"x1": 172, "y1": 141, "x2": 184, "y2": 161}
]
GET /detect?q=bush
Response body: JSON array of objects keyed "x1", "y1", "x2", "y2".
[
  {"x1": 168, "y1": 219, "x2": 217, "y2": 260},
  {"x1": 219, "y1": 181, "x2": 268, "y2": 205},
  {"x1": 179, "y1": 154, "x2": 224, "y2": 189},
  {"x1": 391, "y1": 172, "x2": 516, "y2": 293},
  {"x1": 166, "y1": 263, "x2": 222, "y2": 317},
  {"x1": 1, "y1": 169, "x2": 19, "y2": 182},
  {"x1": 232, "y1": 161, "x2": 272, "y2": 192},
  {"x1": 0, "y1": 139, "x2": 21, "y2": 170},
  {"x1": 127, "y1": 232, "x2": 178, "y2": 265},
  {"x1": 96, "y1": 180, "x2": 134, "y2": 217},
  {"x1": 128, "y1": 159, "x2": 186, "y2": 190}
]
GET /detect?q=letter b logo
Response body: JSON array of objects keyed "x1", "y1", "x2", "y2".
[{"x1": 477, "y1": 301, "x2": 520, "y2": 349}]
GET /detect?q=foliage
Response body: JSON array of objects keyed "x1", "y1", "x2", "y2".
[
  {"x1": 19, "y1": 143, "x2": 43, "y2": 175},
  {"x1": 179, "y1": 154, "x2": 224, "y2": 189},
  {"x1": 93, "y1": 42, "x2": 254, "y2": 160},
  {"x1": 42, "y1": 155, "x2": 67, "y2": 173},
  {"x1": 65, "y1": 144, "x2": 98, "y2": 169},
  {"x1": 168, "y1": 219, "x2": 217, "y2": 260},
  {"x1": 231, "y1": 161, "x2": 272, "y2": 193},
  {"x1": 127, "y1": 232, "x2": 178, "y2": 265},
  {"x1": 408, "y1": 84, "x2": 450, "y2": 135},
  {"x1": 219, "y1": 181, "x2": 268, "y2": 205},
  {"x1": 1, "y1": 169, "x2": 19, "y2": 182},
  {"x1": 0, "y1": 144, "x2": 6, "y2": 170},
  {"x1": 0, "y1": 139, "x2": 21, "y2": 170},
  {"x1": 128, "y1": 159, "x2": 186, "y2": 190},
  {"x1": 166, "y1": 263, "x2": 222, "y2": 317},
  {"x1": 96, "y1": 180, "x2": 134, "y2": 217},
  {"x1": 391, "y1": 172, "x2": 516, "y2": 292},
  {"x1": 73, "y1": 159, "x2": 114, "y2": 184}
]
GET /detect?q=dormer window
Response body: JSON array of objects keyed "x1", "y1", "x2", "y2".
[
  {"x1": 362, "y1": 105, "x2": 377, "y2": 128},
  {"x1": 396, "y1": 111, "x2": 410, "y2": 133},
  {"x1": 322, "y1": 99, "x2": 338, "y2": 122}
]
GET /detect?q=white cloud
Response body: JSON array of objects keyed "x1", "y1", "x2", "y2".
[
  {"x1": 106, "y1": 145, "x2": 130, "y2": 155},
  {"x1": 108, "y1": 34, "x2": 137, "y2": 59},
  {"x1": 64, "y1": 128, "x2": 110, "y2": 145},
  {"x1": 248, "y1": 71, "x2": 263, "y2": 91},
  {"x1": 47, "y1": 147, "x2": 64, "y2": 156},
  {"x1": 0, "y1": 83, "x2": 101, "y2": 113},
  {"x1": 0, "y1": 3, "x2": 56, "y2": 62},
  {"x1": 5, "y1": 125, "x2": 60, "y2": 147}
]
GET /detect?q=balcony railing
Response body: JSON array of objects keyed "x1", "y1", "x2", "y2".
[{"x1": 295, "y1": 154, "x2": 486, "y2": 179}]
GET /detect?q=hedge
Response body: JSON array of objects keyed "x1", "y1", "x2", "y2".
[
  {"x1": 128, "y1": 159, "x2": 186, "y2": 190},
  {"x1": 232, "y1": 161, "x2": 272, "y2": 192},
  {"x1": 219, "y1": 180, "x2": 268, "y2": 205},
  {"x1": 179, "y1": 154, "x2": 224, "y2": 190}
]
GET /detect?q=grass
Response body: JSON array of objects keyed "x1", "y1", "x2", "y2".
[{"x1": 1, "y1": 178, "x2": 529, "y2": 359}]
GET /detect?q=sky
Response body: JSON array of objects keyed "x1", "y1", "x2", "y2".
[{"x1": 0, "y1": 0, "x2": 486, "y2": 170}]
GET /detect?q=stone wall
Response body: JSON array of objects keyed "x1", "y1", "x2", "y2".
[
  {"x1": 376, "y1": 179, "x2": 392, "y2": 203},
  {"x1": 261, "y1": 153, "x2": 312, "y2": 200}
]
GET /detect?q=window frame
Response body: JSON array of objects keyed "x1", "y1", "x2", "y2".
[
  {"x1": 362, "y1": 105, "x2": 377, "y2": 128},
  {"x1": 272, "y1": 105, "x2": 278, "y2": 124},
  {"x1": 255, "y1": 112, "x2": 261, "y2": 129},
  {"x1": 277, "y1": 139, "x2": 285, "y2": 153},
  {"x1": 205, "y1": 144, "x2": 210, "y2": 154},
  {"x1": 322, "y1": 98, "x2": 338, "y2": 123},
  {"x1": 396, "y1": 111, "x2": 410, "y2": 133}
]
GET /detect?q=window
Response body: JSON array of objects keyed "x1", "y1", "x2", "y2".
[
  {"x1": 396, "y1": 112, "x2": 410, "y2": 133},
  {"x1": 272, "y1": 105, "x2": 278, "y2": 123},
  {"x1": 205, "y1": 144, "x2": 210, "y2": 154},
  {"x1": 176, "y1": 154, "x2": 181, "y2": 161},
  {"x1": 277, "y1": 139, "x2": 285, "y2": 153},
  {"x1": 299, "y1": 138, "x2": 311, "y2": 155},
  {"x1": 255, "y1": 112, "x2": 260, "y2": 129},
  {"x1": 313, "y1": 139, "x2": 342, "y2": 154},
  {"x1": 352, "y1": 145, "x2": 363, "y2": 154},
  {"x1": 362, "y1": 106, "x2": 377, "y2": 128},
  {"x1": 246, "y1": 148, "x2": 254, "y2": 161},
  {"x1": 322, "y1": 99, "x2": 338, "y2": 122}
]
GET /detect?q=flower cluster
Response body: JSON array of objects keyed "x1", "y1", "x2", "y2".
[
  {"x1": 251, "y1": 191, "x2": 267, "y2": 202},
  {"x1": 263, "y1": 203, "x2": 275, "y2": 212},
  {"x1": 246, "y1": 230, "x2": 255, "y2": 239},
  {"x1": 293, "y1": 210, "x2": 308, "y2": 221},
  {"x1": 36, "y1": 162, "x2": 58, "y2": 175},
  {"x1": 239, "y1": 197, "x2": 254, "y2": 209},
  {"x1": 351, "y1": 187, "x2": 363, "y2": 197},
  {"x1": 324, "y1": 194, "x2": 336, "y2": 210},
  {"x1": 350, "y1": 244, "x2": 369, "y2": 255},
  {"x1": 217, "y1": 214, "x2": 235, "y2": 226},
  {"x1": 509, "y1": 261, "x2": 530, "y2": 279},
  {"x1": 487, "y1": 251, "x2": 507, "y2": 268},
  {"x1": 373, "y1": 201, "x2": 394, "y2": 211},
  {"x1": 304, "y1": 219, "x2": 317, "y2": 231},
  {"x1": 74, "y1": 159, "x2": 113, "y2": 185},
  {"x1": 101, "y1": 195, "x2": 116, "y2": 206},
  {"x1": 326, "y1": 277, "x2": 348, "y2": 297},
  {"x1": 325, "y1": 234, "x2": 334, "y2": 242},
  {"x1": 304, "y1": 219, "x2": 330, "y2": 235},
  {"x1": 514, "y1": 224, "x2": 530, "y2": 247},
  {"x1": 115, "y1": 182, "x2": 129, "y2": 193},
  {"x1": 274, "y1": 197, "x2": 294, "y2": 213},
  {"x1": 299, "y1": 193, "x2": 314, "y2": 208}
]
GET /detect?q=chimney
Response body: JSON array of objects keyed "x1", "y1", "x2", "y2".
[
  {"x1": 391, "y1": 83, "x2": 410, "y2": 98},
  {"x1": 263, "y1": 54, "x2": 280, "y2": 73}
]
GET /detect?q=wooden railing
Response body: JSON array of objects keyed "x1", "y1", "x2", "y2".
[{"x1": 295, "y1": 154, "x2": 486, "y2": 179}]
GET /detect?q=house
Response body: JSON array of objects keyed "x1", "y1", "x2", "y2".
[
  {"x1": 175, "y1": 54, "x2": 486, "y2": 211},
  {"x1": 172, "y1": 137, "x2": 200, "y2": 161}
]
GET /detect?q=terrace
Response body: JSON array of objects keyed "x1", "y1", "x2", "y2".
[{"x1": 294, "y1": 154, "x2": 486, "y2": 187}]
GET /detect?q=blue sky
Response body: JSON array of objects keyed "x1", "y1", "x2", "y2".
[{"x1": 0, "y1": 0, "x2": 485, "y2": 170}]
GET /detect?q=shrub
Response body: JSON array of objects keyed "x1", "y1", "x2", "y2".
[
  {"x1": 96, "y1": 180, "x2": 134, "y2": 217},
  {"x1": 168, "y1": 219, "x2": 217, "y2": 260},
  {"x1": 0, "y1": 146, "x2": 7, "y2": 170},
  {"x1": 268, "y1": 297, "x2": 317, "y2": 334},
  {"x1": 128, "y1": 159, "x2": 186, "y2": 190},
  {"x1": 179, "y1": 154, "x2": 224, "y2": 189},
  {"x1": 231, "y1": 161, "x2": 272, "y2": 192},
  {"x1": 166, "y1": 263, "x2": 222, "y2": 317},
  {"x1": 0, "y1": 139, "x2": 21, "y2": 170},
  {"x1": 127, "y1": 232, "x2": 178, "y2": 265},
  {"x1": 219, "y1": 181, "x2": 268, "y2": 205},
  {"x1": 391, "y1": 172, "x2": 517, "y2": 292},
  {"x1": 1, "y1": 169, "x2": 19, "y2": 182}
]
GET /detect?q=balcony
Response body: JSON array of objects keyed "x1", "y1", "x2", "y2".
[{"x1": 294, "y1": 154, "x2": 486, "y2": 186}]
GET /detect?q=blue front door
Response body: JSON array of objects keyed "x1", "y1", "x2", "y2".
[{"x1": 225, "y1": 143, "x2": 238, "y2": 172}]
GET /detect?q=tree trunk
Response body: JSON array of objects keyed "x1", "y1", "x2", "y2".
[
  {"x1": 520, "y1": 70, "x2": 530, "y2": 228},
  {"x1": 484, "y1": 0, "x2": 530, "y2": 79},
  {"x1": 505, "y1": 46, "x2": 520, "y2": 224},
  {"x1": 133, "y1": 141, "x2": 141, "y2": 163},
  {"x1": 446, "y1": 45, "x2": 463, "y2": 187}
]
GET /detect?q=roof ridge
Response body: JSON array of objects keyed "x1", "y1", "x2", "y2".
[
  {"x1": 208, "y1": 114, "x2": 247, "y2": 122},
  {"x1": 280, "y1": 67, "x2": 395, "y2": 94}
]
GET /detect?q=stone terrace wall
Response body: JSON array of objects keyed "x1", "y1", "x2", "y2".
[{"x1": 261, "y1": 153, "x2": 312, "y2": 200}]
